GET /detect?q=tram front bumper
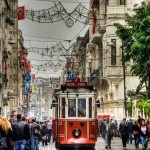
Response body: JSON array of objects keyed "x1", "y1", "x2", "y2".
[{"x1": 60, "y1": 138, "x2": 95, "y2": 147}]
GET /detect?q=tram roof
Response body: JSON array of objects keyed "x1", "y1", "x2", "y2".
[{"x1": 55, "y1": 88, "x2": 97, "y2": 96}]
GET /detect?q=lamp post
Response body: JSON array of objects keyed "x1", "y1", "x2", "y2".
[{"x1": 121, "y1": 45, "x2": 127, "y2": 118}]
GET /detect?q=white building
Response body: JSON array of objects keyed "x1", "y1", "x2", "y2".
[{"x1": 86, "y1": 0, "x2": 143, "y2": 119}]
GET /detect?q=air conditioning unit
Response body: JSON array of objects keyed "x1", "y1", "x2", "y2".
[
  {"x1": 0, "y1": 2, "x2": 2, "y2": 14},
  {"x1": 52, "y1": 83, "x2": 60, "y2": 89},
  {"x1": 0, "y1": 73, "x2": 3, "y2": 86},
  {"x1": 8, "y1": 30, "x2": 16, "y2": 44}
]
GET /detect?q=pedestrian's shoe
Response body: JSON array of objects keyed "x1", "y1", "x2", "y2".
[
  {"x1": 105, "y1": 146, "x2": 108, "y2": 149},
  {"x1": 109, "y1": 146, "x2": 111, "y2": 149}
]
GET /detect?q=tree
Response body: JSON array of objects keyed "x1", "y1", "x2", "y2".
[
  {"x1": 136, "y1": 100, "x2": 150, "y2": 117},
  {"x1": 114, "y1": 1, "x2": 150, "y2": 99}
]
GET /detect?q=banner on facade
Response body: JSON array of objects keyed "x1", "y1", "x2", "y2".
[{"x1": 91, "y1": 0, "x2": 97, "y2": 34}]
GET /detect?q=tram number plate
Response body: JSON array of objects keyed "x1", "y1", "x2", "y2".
[
  {"x1": 92, "y1": 122, "x2": 95, "y2": 125},
  {"x1": 90, "y1": 134, "x2": 95, "y2": 138},
  {"x1": 59, "y1": 134, "x2": 64, "y2": 137},
  {"x1": 59, "y1": 122, "x2": 62, "y2": 125}
]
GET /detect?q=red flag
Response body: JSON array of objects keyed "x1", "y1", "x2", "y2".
[
  {"x1": 18, "y1": 6, "x2": 25, "y2": 20},
  {"x1": 91, "y1": 0, "x2": 97, "y2": 34}
]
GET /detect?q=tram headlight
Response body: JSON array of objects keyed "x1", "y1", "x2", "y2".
[{"x1": 72, "y1": 129, "x2": 81, "y2": 138}]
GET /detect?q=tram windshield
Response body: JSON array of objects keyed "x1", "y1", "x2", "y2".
[
  {"x1": 78, "y1": 99, "x2": 86, "y2": 117},
  {"x1": 68, "y1": 98, "x2": 86, "y2": 117},
  {"x1": 68, "y1": 99, "x2": 76, "y2": 117}
]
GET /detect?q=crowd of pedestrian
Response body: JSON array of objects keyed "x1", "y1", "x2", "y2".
[
  {"x1": 0, "y1": 113, "x2": 53, "y2": 150},
  {"x1": 99, "y1": 116, "x2": 150, "y2": 150}
]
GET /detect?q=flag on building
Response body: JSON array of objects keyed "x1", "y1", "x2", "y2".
[
  {"x1": 18, "y1": 6, "x2": 25, "y2": 20},
  {"x1": 91, "y1": 0, "x2": 97, "y2": 34}
]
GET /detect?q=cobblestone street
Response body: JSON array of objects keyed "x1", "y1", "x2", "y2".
[{"x1": 39, "y1": 137, "x2": 142, "y2": 150}]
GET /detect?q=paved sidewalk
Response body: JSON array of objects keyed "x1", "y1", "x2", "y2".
[
  {"x1": 95, "y1": 136, "x2": 142, "y2": 150},
  {"x1": 39, "y1": 137, "x2": 142, "y2": 150}
]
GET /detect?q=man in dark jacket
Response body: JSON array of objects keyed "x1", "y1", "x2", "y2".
[
  {"x1": 119, "y1": 118, "x2": 129, "y2": 150},
  {"x1": 11, "y1": 114, "x2": 30, "y2": 150},
  {"x1": 127, "y1": 118, "x2": 133, "y2": 144}
]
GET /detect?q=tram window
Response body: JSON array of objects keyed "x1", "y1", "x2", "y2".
[
  {"x1": 62, "y1": 98, "x2": 65, "y2": 118},
  {"x1": 68, "y1": 99, "x2": 76, "y2": 117},
  {"x1": 89, "y1": 98, "x2": 92, "y2": 118},
  {"x1": 78, "y1": 99, "x2": 86, "y2": 117}
]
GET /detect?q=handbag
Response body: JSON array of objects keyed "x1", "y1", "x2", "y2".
[
  {"x1": 0, "y1": 137, "x2": 7, "y2": 148},
  {"x1": 42, "y1": 135, "x2": 47, "y2": 140},
  {"x1": 25, "y1": 143, "x2": 30, "y2": 150},
  {"x1": 148, "y1": 140, "x2": 150, "y2": 150}
]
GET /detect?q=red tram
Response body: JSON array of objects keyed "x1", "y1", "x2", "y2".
[{"x1": 52, "y1": 79, "x2": 99, "y2": 150}]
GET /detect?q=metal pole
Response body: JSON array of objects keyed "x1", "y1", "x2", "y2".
[{"x1": 122, "y1": 46, "x2": 127, "y2": 118}]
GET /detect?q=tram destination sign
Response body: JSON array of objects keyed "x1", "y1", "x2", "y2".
[{"x1": 64, "y1": 81, "x2": 89, "y2": 88}]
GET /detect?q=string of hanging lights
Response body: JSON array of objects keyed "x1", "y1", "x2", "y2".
[{"x1": 24, "y1": 2, "x2": 103, "y2": 28}]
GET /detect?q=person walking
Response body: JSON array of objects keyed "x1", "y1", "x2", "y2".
[
  {"x1": 133, "y1": 119, "x2": 140, "y2": 149},
  {"x1": 147, "y1": 119, "x2": 150, "y2": 149},
  {"x1": 30, "y1": 118, "x2": 40, "y2": 150},
  {"x1": 0, "y1": 117, "x2": 12, "y2": 150},
  {"x1": 47, "y1": 120, "x2": 53, "y2": 143},
  {"x1": 127, "y1": 118, "x2": 133, "y2": 144},
  {"x1": 102, "y1": 117, "x2": 114, "y2": 149},
  {"x1": 139, "y1": 119, "x2": 148, "y2": 150},
  {"x1": 11, "y1": 114, "x2": 30, "y2": 150},
  {"x1": 9, "y1": 112, "x2": 17, "y2": 150},
  {"x1": 119, "y1": 118, "x2": 128, "y2": 150},
  {"x1": 41, "y1": 121, "x2": 48, "y2": 146}
]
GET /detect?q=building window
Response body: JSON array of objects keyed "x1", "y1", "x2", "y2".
[
  {"x1": 120, "y1": 0, "x2": 126, "y2": 5},
  {"x1": 111, "y1": 39, "x2": 116, "y2": 66},
  {"x1": 106, "y1": 0, "x2": 109, "y2": 6},
  {"x1": 13, "y1": 100, "x2": 16, "y2": 106}
]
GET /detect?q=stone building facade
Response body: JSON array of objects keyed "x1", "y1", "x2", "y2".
[
  {"x1": 62, "y1": 0, "x2": 143, "y2": 119},
  {"x1": 0, "y1": 0, "x2": 28, "y2": 117},
  {"x1": 87, "y1": 0, "x2": 143, "y2": 119}
]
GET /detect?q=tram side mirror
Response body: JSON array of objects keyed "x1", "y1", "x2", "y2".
[
  {"x1": 96, "y1": 99, "x2": 100, "y2": 108},
  {"x1": 52, "y1": 99, "x2": 57, "y2": 107},
  {"x1": 88, "y1": 85, "x2": 93, "y2": 91},
  {"x1": 61, "y1": 85, "x2": 66, "y2": 93}
]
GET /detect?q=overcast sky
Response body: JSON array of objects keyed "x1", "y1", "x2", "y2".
[{"x1": 18, "y1": 0, "x2": 90, "y2": 78}]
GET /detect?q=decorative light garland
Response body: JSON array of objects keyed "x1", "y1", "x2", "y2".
[{"x1": 25, "y1": 2, "x2": 91, "y2": 28}]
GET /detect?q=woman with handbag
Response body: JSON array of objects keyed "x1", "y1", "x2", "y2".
[
  {"x1": 147, "y1": 119, "x2": 150, "y2": 150},
  {"x1": 41, "y1": 122, "x2": 48, "y2": 146},
  {"x1": 0, "y1": 117, "x2": 12, "y2": 150},
  {"x1": 133, "y1": 119, "x2": 140, "y2": 149},
  {"x1": 139, "y1": 119, "x2": 148, "y2": 150}
]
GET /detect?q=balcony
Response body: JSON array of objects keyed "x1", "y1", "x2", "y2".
[
  {"x1": 104, "y1": 66, "x2": 123, "y2": 78},
  {"x1": 89, "y1": 68, "x2": 100, "y2": 83},
  {"x1": 90, "y1": 33, "x2": 103, "y2": 43}
]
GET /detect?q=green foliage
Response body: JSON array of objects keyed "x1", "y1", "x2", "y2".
[
  {"x1": 127, "y1": 102, "x2": 132, "y2": 117},
  {"x1": 136, "y1": 100, "x2": 150, "y2": 116},
  {"x1": 3, "y1": 101, "x2": 8, "y2": 106},
  {"x1": 114, "y1": 1, "x2": 150, "y2": 99}
]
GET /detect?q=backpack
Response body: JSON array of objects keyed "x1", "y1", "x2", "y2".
[{"x1": 32, "y1": 124, "x2": 40, "y2": 136}]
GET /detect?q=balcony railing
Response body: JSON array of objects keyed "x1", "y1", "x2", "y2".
[{"x1": 89, "y1": 68, "x2": 100, "y2": 83}]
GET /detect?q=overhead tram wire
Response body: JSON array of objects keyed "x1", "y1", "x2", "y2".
[
  {"x1": 23, "y1": 35, "x2": 71, "y2": 42},
  {"x1": 30, "y1": 0, "x2": 89, "y2": 4}
]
